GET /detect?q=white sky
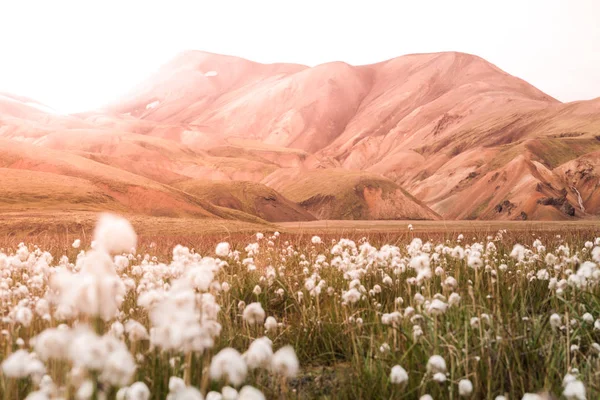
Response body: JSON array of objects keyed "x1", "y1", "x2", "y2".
[{"x1": 0, "y1": 0, "x2": 598, "y2": 113}]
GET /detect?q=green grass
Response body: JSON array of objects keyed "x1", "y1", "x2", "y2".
[{"x1": 526, "y1": 138, "x2": 600, "y2": 169}]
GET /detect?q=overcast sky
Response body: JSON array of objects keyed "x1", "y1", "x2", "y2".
[{"x1": 0, "y1": 0, "x2": 598, "y2": 113}]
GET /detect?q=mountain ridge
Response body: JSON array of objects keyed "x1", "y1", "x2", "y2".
[{"x1": 1, "y1": 50, "x2": 599, "y2": 221}]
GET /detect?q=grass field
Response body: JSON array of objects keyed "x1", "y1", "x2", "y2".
[{"x1": 1, "y1": 213, "x2": 600, "y2": 399}]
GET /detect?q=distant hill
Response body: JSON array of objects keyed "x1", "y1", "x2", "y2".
[{"x1": 1, "y1": 51, "x2": 599, "y2": 221}]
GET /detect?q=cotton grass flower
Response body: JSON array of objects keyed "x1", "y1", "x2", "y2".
[
  {"x1": 244, "y1": 337, "x2": 273, "y2": 370},
  {"x1": 206, "y1": 391, "x2": 222, "y2": 400},
  {"x1": 563, "y1": 379, "x2": 586, "y2": 400},
  {"x1": 210, "y1": 348, "x2": 247, "y2": 387},
  {"x1": 426, "y1": 299, "x2": 448, "y2": 315},
  {"x1": 550, "y1": 313, "x2": 562, "y2": 330},
  {"x1": 390, "y1": 365, "x2": 408, "y2": 386},
  {"x1": 221, "y1": 386, "x2": 238, "y2": 400},
  {"x1": 93, "y1": 213, "x2": 137, "y2": 254},
  {"x1": 264, "y1": 316, "x2": 278, "y2": 332},
  {"x1": 33, "y1": 327, "x2": 71, "y2": 361},
  {"x1": 426, "y1": 355, "x2": 446, "y2": 374},
  {"x1": 458, "y1": 379, "x2": 473, "y2": 397},
  {"x1": 510, "y1": 244, "x2": 526, "y2": 261},
  {"x1": 582, "y1": 313, "x2": 594, "y2": 324},
  {"x1": 215, "y1": 242, "x2": 230, "y2": 257},
  {"x1": 342, "y1": 288, "x2": 362, "y2": 304},
  {"x1": 121, "y1": 382, "x2": 151, "y2": 400},
  {"x1": 271, "y1": 345, "x2": 299, "y2": 378},
  {"x1": 448, "y1": 292, "x2": 461, "y2": 307},
  {"x1": 521, "y1": 394, "x2": 543, "y2": 400},
  {"x1": 238, "y1": 385, "x2": 265, "y2": 400},
  {"x1": 2, "y1": 350, "x2": 44, "y2": 379},
  {"x1": 243, "y1": 302, "x2": 265, "y2": 325}
]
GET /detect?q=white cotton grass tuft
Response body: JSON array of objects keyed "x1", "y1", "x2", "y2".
[
  {"x1": 264, "y1": 316, "x2": 278, "y2": 333},
  {"x1": 169, "y1": 387, "x2": 204, "y2": 400},
  {"x1": 99, "y1": 339, "x2": 137, "y2": 387},
  {"x1": 221, "y1": 386, "x2": 238, "y2": 400},
  {"x1": 426, "y1": 299, "x2": 448, "y2": 315},
  {"x1": 167, "y1": 376, "x2": 186, "y2": 397},
  {"x1": 209, "y1": 348, "x2": 248, "y2": 387},
  {"x1": 510, "y1": 244, "x2": 526, "y2": 261},
  {"x1": 93, "y1": 213, "x2": 137, "y2": 254},
  {"x1": 342, "y1": 288, "x2": 362, "y2": 304},
  {"x1": 271, "y1": 345, "x2": 299, "y2": 378},
  {"x1": 458, "y1": 379, "x2": 473, "y2": 397},
  {"x1": 72, "y1": 239, "x2": 81, "y2": 249},
  {"x1": 243, "y1": 302, "x2": 266, "y2": 325},
  {"x1": 426, "y1": 355, "x2": 447, "y2": 374},
  {"x1": 121, "y1": 381, "x2": 151, "y2": 400},
  {"x1": 550, "y1": 313, "x2": 562, "y2": 330},
  {"x1": 238, "y1": 385, "x2": 265, "y2": 400},
  {"x1": 563, "y1": 378, "x2": 586, "y2": 400},
  {"x1": 206, "y1": 391, "x2": 222, "y2": 400},
  {"x1": 244, "y1": 337, "x2": 273, "y2": 370},
  {"x1": 32, "y1": 327, "x2": 71, "y2": 361},
  {"x1": 1, "y1": 350, "x2": 45, "y2": 380},
  {"x1": 215, "y1": 242, "x2": 230, "y2": 257},
  {"x1": 521, "y1": 394, "x2": 543, "y2": 400},
  {"x1": 390, "y1": 365, "x2": 408, "y2": 386},
  {"x1": 125, "y1": 319, "x2": 149, "y2": 342}
]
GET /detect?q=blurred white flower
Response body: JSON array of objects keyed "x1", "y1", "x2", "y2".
[
  {"x1": 426, "y1": 355, "x2": 446, "y2": 374},
  {"x1": 271, "y1": 345, "x2": 299, "y2": 378},
  {"x1": 427, "y1": 299, "x2": 448, "y2": 316},
  {"x1": 216, "y1": 242, "x2": 230, "y2": 257},
  {"x1": 210, "y1": 348, "x2": 247, "y2": 387},
  {"x1": 550, "y1": 313, "x2": 562, "y2": 330},
  {"x1": 94, "y1": 214, "x2": 137, "y2": 254},
  {"x1": 390, "y1": 365, "x2": 408, "y2": 385},
  {"x1": 458, "y1": 379, "x2": 473, "y2": 397},
  {"x1": 206, "y1": 392, "x2": 222, "y2": 400},
  {"x1": 563, "y1": 379, "x2": 586, "y2": 400},
  {"x1": 221, "y1": 386, "x2": 238, "y2": 400},
  {"x1": 243, "y1": 302, "x2": 266, "y2": 325},
  {"x1": 264, "y1": 316, "x2": 278, "y2": 332},
  {"x1": 244, "y1": 337, "x2": 273, "y2": 370},
  {"x1": 238, "y1": 385, "x2": 265, "y2": 400},
  {"x1": 510, "y1": 244, "x2": 526, "y2": 262},
  {"x1": 123, "y1": 382, "x2": 151, "y2": 400},
  {"x1": 342, "y1": 288, "x2": 362, "y2": 304},
  {"x1": 2, "y1": 350, "x2": 45, "y2": 379}
]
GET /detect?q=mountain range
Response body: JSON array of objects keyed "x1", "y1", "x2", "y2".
[{"x1": 1, "y1": 51, "x2": 599, "y2": 223}]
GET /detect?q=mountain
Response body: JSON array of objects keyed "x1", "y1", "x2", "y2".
[{"x1": 1, "y1": 51, "x2": 599, "y2": 221}]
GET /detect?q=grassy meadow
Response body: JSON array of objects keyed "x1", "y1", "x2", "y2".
[{"x1": 1, "y1": 214, "x2": 599, "y2": 399}]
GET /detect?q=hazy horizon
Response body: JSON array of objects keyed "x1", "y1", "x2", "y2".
[{"x1": 1, "y1": 0, "x2": 599, "y2": 113}]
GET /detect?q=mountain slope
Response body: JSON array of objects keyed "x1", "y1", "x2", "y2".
[
  {"x1": 262, "y1": 169, "x2": 440, "y2": 220},
  {"x1": 109, "y1": 50, "x2": 599, "y2": 220},
  {"x1": 2, "y1": 50, "x2": 599, "y2": 221},
  {"x1": 173, "y1": 180, "x2": 316, "y2": 222}
]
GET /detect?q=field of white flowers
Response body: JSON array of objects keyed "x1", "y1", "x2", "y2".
[{"x1": 1, "y1": 214, "x2": 599, "y2": 399}]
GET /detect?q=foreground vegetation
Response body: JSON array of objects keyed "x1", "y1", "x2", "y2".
[{"x1": 1, "y1": 215, "x2": 599, "y2": 399}]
